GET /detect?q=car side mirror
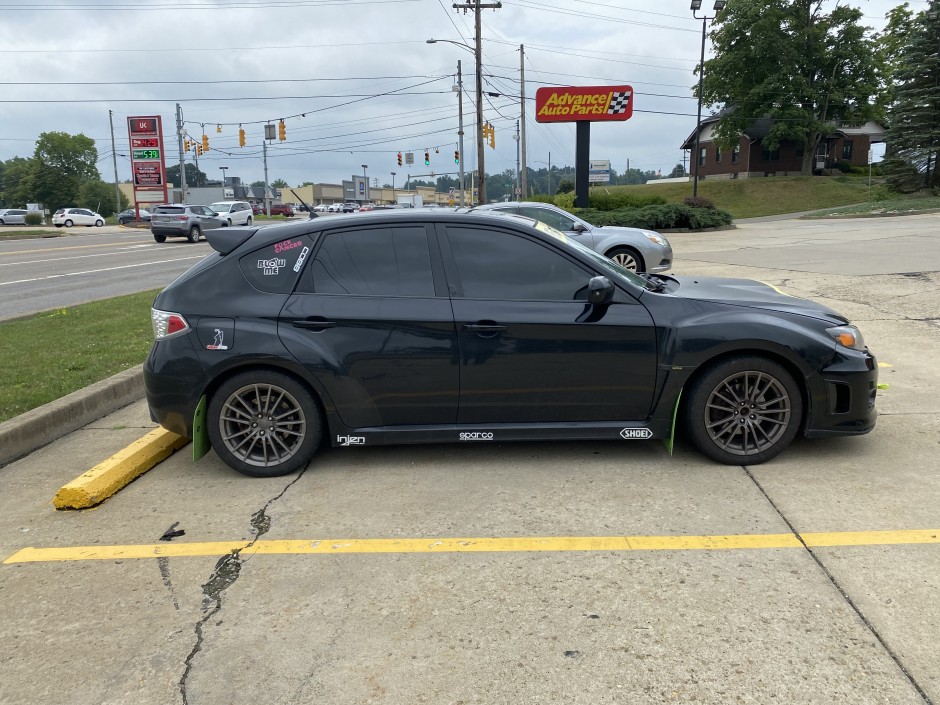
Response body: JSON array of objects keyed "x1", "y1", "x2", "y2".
[
  {"x1": 587, "y1": 276, "x2": 614, "y2": 304},
  {"x1": 572, "y1": 223, "x2": 588, "y2": 232}
]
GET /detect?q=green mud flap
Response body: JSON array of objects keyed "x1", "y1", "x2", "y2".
[
  {"x1": 193, "y1": 395, "x2": 211, "y2": 462},
  {"x1": 663, "y1": 388, "x2": 682, "y2": 456}
]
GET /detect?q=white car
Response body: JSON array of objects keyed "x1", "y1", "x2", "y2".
[
  {"x1": 52, "y1": 207, "x2": 104, "y2": 227},
  {"x1": 0, "y1": 208, "x2": 30, "y2": 225},
  {"x1": 209, "y1": 201, "x2": 253, "y2": 227},
  {"x1": 326, "y1": 203, "x2": 344, "y2": 213},
  {"x1": 312, "y1": 204, "x2": 329, "y2": 212}
]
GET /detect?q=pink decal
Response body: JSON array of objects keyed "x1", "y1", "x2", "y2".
[{"x1": 274, "y1": 239, "x2": 303, "y2": 254}]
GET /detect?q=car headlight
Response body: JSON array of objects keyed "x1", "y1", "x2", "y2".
[
  {"x1": 826, "y1": 325, "x2": 866, "y2": 351},
  {"x1": 644, "y1": 232, "x2": 668, "y2": 246}
]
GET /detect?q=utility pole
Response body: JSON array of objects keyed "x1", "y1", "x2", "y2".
[
  {"x1": 457, "y1": 60, "x2": 466, "y2": 206},
  {"x1": 263, "y1": 140, "x2": 270, "y2": 216},
  {"x1": 454, "y1": 0, "x2": 501, "y2": 205},
  {"x1": 514, "y1": 119, "x2": 521, "y2": 199},
  {"x1": 519, "y1": 44, "x2": 528, "y2": 198},
  {"x1": 547, "y1": 152, "x2": 551, "y2": 195},
  {"x1": 175, "y1": 103, "x2": 186, "y2": 204},
  {"x1": 108, "y1": 110, "x2": 121, "y2": 215}
]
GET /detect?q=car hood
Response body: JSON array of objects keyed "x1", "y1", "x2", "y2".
[{"x1": 667, "y1": 275, "x2": 848, "y2": 324}]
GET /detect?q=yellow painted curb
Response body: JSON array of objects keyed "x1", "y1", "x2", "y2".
[{"x1": 53, "y1": 428, "x2": 189, "y2": 510}]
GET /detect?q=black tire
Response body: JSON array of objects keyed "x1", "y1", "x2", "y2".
[
  {"x1": 95, "y1": 219, "x2": 104, "y2": 227},
  {"x1": 684, "y1": 356, "x2": 802, "y2": 465},
  {"x1": 606, "y1": 246, "x2": 644, "y2": 272},
  {"x1": 207, "y1": 370, "x2": 322, "y2": 477},
  {"x1": 153, "y1": 233, "x2": 166, "y2": 243},
  {"x1": 187, "y1": 225, "x2": 201, "y2": 242},
  {"x1": 0, "y1": 219, "x2": 5, "y2": 225},
  {"x1": 55, "y1": 224, "x2": 62, "y2": 228},
  {"x1": 246, "y1": 216, "x2": 252, "y2": 226},
  {"x1": 64, "y1": 219, "x2": 74, "y2": 227},
  {"x1": 226, "y1": 219, "x2": 232, "y2": 226}
]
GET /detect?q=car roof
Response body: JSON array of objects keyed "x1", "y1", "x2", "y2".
[{"x1": 204, "y1": 208, "x2": 548, "y2": 256}]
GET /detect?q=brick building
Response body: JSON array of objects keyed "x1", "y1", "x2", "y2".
[{"x1": 681, "y1": 114, "x2": 885, "y2": 180}]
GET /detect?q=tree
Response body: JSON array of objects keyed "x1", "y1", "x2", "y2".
[
  {"x1": 271, "y1": 178, "x2": 289, "y2": 188},
  {"x1": 24, "y1": 132, "x2": 100, "y2": 211},
  {"x1": 0, "y1": 157, "x2": 33, "y2": 207},
  {"x1": 669, "y1": 163, "x2": 687, "y2": 178},
  {"x1": 166, "y1": 163, "x2": 208, "y2": 189},
  {"x1": 78, "y1": 180, "x2": 128, "y2": 217},
  {"x1": 556, "y1": 179, "x2": 575, "y2": 194},
  {"x1": 700, "y1": 1, "x2": 881, "y2": 175},
  {"x1": 251, "y1": 180, "x2": 266, "y2": 188},
  {"x1": 881, "y1": 1, "x2": 940, "y2": 190}
]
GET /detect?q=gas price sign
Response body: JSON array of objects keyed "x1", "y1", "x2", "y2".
[{"x1": 127, "y1": 115, "x2": 168, "y2": 205}]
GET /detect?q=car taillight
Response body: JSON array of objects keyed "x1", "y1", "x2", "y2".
[
  {"x1": 151, "y1": 308, "x2": 190, "y2": 340},
  {"x1": 176, "y1": 215, "x2": 188, "y2": 221}
]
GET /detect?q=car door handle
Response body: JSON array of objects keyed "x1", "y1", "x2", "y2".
[
  {"x1": 291, "y1": 318, "x2": 336, "y2": 330},
  {"x1": 464, "y1": 323, "x2": 507, "y2": 333}
]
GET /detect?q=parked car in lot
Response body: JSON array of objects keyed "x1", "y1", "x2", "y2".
[
  {"x1": 0, "y1": 208, "x2": 30, "y2": 225},
  {"x1": 312, "y1": 204, "x2": 329, "y2": 212},
  {"x1": 342, "y1": 202, "x2": 359, "y2": 213},
  {"x1": 358, "y1": 203, "x2": 375, "y2": 212},
  {"x1": 327, "y1": 203, "x2": 343, "y2": 213},
  {"x1": 471, "y1": 201, "x2": 672, "y2": 273},
  {"x1": 117, "y1": 208, "x2": 151, "y2": 225},
  {"x1": 144, "y1": 209, "x2": 877, "y2": 477},
  {"x1": 268, "y1": 204, "x2": 295, "y2": 217},
  {"x1": 251, "y1": 203, "x2": 263, "y2": 216},
  {"x1": 150, "y1": 204, "x2": 226, "y2": 243},
  {"x1": 52, "y1": 207, "x2": 104, "y2": 228},
  {"x1": 209, "y1": 201, "x2": 253, "y2": 227}
]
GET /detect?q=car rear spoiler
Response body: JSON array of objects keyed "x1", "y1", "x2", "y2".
[{"x1": 206, "y1": 227, "x2": 255, "y2": 255}]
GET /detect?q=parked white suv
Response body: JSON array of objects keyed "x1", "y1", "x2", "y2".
[{"x1": 209, "y1": 201, "x2": 253, "y2": 226}]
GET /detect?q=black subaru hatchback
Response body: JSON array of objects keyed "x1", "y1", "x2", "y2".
[{"x1": 144, "y1": 210, "x2": 877, "y2": 477}]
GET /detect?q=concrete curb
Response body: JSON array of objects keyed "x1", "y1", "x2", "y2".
[{"x1": 0, "y1": 364, "x2": 146, "y2": 469}]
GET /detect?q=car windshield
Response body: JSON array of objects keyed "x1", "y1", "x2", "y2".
[{"x1": 209, "y1": 203, "x2": 231, "y2": 212}]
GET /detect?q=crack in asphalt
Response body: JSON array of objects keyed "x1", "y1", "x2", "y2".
[
  {"x1": 742, "y1": 465, "x2": 934, "y2": 705},
  {"x1": 177, "y1": 468, "x2": 308, "y2": 705}
]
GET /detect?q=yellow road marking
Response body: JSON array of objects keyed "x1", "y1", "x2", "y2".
[
  {"x1": 5, "y1": 529, "x2": 938, "y2": 564},
  {"x1": 878, "y1": 362, "x2": 893, "y2": 368}
]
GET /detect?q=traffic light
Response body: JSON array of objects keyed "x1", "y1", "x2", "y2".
[
  {"x1": 397, "y1": 152, "x2": 402, "y2": 167},
  {"x1": 484, "y1": 123, "x2": 495, "y2": 149},
  {"x1": 196, "y1": 144, "x2": 203, "y2": 156},
  {"x1": 424, "y1": 151, "x2": 430, "y2": 166},
  {"x1": 183, "y1": 139, "x2": 192, "y2": 152},
  {"x1": 201, "y1": 134, "x2": 209, "y2": 152},
  {"x1": 278, "y1": 119, "x2": 286, "y2": 141},
  {"x1": 238, "y1": 128, "x2": 246, "y2": 148},
  {"x1": 454, "y1": 150, "x2": 460, "y2": 165}
]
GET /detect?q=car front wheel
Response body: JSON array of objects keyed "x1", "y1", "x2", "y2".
[
  {"x1": 246, "y1": 217, "x2": 252, "y2": 226},
  {"x1": 208, "y1": 371, "x2": 322, "y2": 477},
  {"x1": 187, "y1": 225, "x2": 201, "y2": 242},
  {"x1": 685, "y1": 356, "x2": 802, "y2": 465},
  {"x1": 606, "y1": 246, "x2": 644, "y2": 272},
  {"x1": 95, "y1": 219, "x2": 104, "y2": 227}
]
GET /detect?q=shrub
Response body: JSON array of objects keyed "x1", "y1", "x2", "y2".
[
  {"x1": 24, "y1": 212, "x2": 44, "y2": 226},
  {"x1": 578, "y1": 204, "x2": 733, "y2": 230},
  {"x1": 682, "y1": 195, "x2": 716, "y2": 210},
  {"x1": 588, "y1": 190, "x2": 667, "y2": 210}
]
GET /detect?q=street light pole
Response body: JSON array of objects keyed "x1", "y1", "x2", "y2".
[
  {"x1": 219, "y1": 166, "x2": 228, "y2": 199},
  {"x1": 691, "y1": 0, "x2": 725, "y2": 199},
  {"x1": 361, "y1": 164, "x2": 369, "y2": 202},
  {"x1": 457, "y1": 60, "x2": 466, "y2": 206},
  {"x1": 427, "y1": 36, "x2": 486, "y2": 205},
  {"x1": 391, "y1": 171, "x2": 396, "y2": 205}
]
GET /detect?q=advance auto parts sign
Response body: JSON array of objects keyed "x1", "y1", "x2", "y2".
[{"x1": 535, "y1": 85, "x2": 633, "y2": 123}]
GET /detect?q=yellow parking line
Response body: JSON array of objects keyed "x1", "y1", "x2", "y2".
[{"x1": 4, "y1": 529, "x2": 938, "y2": 564}]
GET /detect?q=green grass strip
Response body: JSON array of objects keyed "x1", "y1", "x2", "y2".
[{"x1": 0, "y1": 290, "x2": 160, "y2": 423}]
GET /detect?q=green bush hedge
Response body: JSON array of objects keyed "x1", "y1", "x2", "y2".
[
  {"x1": 24, "y1": 213, "x2": 44, "y2": 226},
  {"x1": 577, "y1": 204, "x2": 733, "y2": 230},
  {"x1": 533, "y1": 191, "x2": 666, "y2": 210}
]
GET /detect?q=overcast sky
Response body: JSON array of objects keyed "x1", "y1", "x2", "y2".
[{"x1": 0, "y1": 0, "x2": 917, "y2": 189}]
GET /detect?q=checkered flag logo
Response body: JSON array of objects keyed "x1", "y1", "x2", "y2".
[{"x1": 608, "y1": 91, "x2": 632, "y2": 114}]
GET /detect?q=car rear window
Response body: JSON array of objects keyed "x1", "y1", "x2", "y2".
[
  {"x1": 154, "y1": 206, "x2": 184, "y2": 214},
  {"x1": 238, "y1": 234, "x2": 316, "y2": 294}
]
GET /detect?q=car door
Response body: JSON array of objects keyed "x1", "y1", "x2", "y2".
[
  {"x1": 279, "y1": 224, "x2": 459, "y2": 429},
  {"x1": 440, "y1": 223, "x2": 657, "y2": 424},
  {"x1": 195, "y1": 206, "x2": 222, "y2": 230},
  {"x1": 517, "y1": 205, "x2": 595, "y2": 249}
]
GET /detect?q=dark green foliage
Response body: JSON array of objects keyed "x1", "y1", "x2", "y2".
[
  {"x1": 683, "y1": 195, "x2": 716, "y2": 210},
  {"x1": 78, "y1": 180, "x2": 128, "y2": 217},
  {"x1": 588, "y1": 191, "x2": 667, "y2": 210},
  {"x1": 578, "y1": 205, "x2": 733, "y2": 230},
  {"x1": 24, "y1": 212, "x2": 43, "y2": 225},
  {"x1": 556, "y1": 179, "x2": 575, "y2": 194}
]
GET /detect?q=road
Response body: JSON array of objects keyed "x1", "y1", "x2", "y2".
[{"x1": 1, "y1": 212, "x2": 939, "y2": 705}]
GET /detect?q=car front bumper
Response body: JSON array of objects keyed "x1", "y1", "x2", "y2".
[{"x1": 804, "y1": 348, "x2": 878, "y2": 437}]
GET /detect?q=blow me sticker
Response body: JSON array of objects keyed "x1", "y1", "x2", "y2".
[{"x1": 535, "y1": 85, "x2": 633, "y2": 123}]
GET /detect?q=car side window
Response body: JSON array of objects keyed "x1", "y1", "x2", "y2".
[
  {"x1": 518, "y1": 206, "x2": 576, "y2": 232},
  {"x1": 239, "y1": 234, "x2": 315, "y2": 294},
  {"x1": 446, "y1": 227, "x2": 591, "y2": 301},
  {"x1": 303, "y1": 227, "x2": 434, "y2": 297}
]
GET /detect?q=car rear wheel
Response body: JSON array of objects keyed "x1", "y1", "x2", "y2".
[
  {"x1": 187, "y1": 225, "x2": 201, "y2": 242},
  {"x1": 246, "y1": 217, "x2": 252, "y2": 226},
  {"x1": 208, "y1": 371, "x2": 322, "y2": 477},
  {"x1": 684, "y1": 356, "x2": 802, "y2": 465},
  {"x1": 606, "y1": 247, "x2": 644, "y2": 272},
  {"x1": 64, "y1": 219, "x2": 73, "y2": 227},
  {"x1": 153, "y1": 233, "x2": 166, "y2": 243},
  {"x1": 95, "y1": 219, "x2": 104, "y2": 227}
]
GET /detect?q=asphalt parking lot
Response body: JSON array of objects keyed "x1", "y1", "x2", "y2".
[{"x1": 1, "y1": 213, "x2": 938, "y2": 705}]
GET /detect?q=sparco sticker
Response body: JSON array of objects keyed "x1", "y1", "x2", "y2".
[{"x1": 459, "y1": 432, "x2": 494, "y2": 441}]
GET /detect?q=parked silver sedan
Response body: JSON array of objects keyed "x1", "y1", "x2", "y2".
[
  {"x1": 0, "y1": 208, "x2": 30, "y2": 225},
  {"x1": 471, "y1": 201, "x2": 672, "y2": 272}
]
